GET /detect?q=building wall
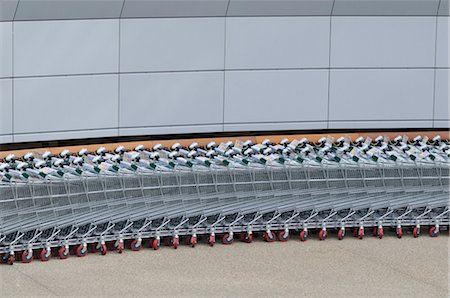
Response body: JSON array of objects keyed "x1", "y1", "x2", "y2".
[{"x1": 0, "y1": 0, "x2": 448, "y2": 144}]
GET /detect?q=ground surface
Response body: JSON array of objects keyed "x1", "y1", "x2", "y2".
[{"x1": 0, "y1": 231, "x2": 448, "y2": 297}]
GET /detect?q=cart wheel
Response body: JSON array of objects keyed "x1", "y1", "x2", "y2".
[
  {"x1": 222, "y1": 233, "x2": 234, "y2": 245},
  {"x1": 151, "y1": 239, "x2": 160, "y2": 250},
  {"x1": 22, "y1": 251, "x2": 33, "y2": 264},
  {"x1": 208, "y1": 234, "x2": 215, "y2": 247},
  {"x1": 278, "y1": 231, "x2": 289, "y2": 242},
  {"x1": 413, "y1": 227, "x2": 420, "y2": 238},
  {"x1": 264, "y1": 231, "x2": 276, "y2": 242},
  {"x1": 112, "y1": 241, "x2": 123, "y2": 253},
  {"x1": 358, "y1": 227, "x2": 364, "y2": 239},
  {"x1": 396, "y1": 227, "x2": 403, "y2": 239},
  {"x1": 75, "y1": 245, "x2": 87, "y2": 257},
  {"x1": 377, "y1": 227, "x2": 383, "y2": 239},
  {"x1": 8, "y1": 255, "x2": 14, "y2": 265},
  {"x1": 100, "y1": 244, "x2": 107, "y2": 255},
  {"x1": 130, "y1": 239, "x2": 142, "y2": 251},
  {"x1": 240, "y1": 233, "x2": 252, "y2": 243},
  {"x1": 58, "y1": 247, "x2": 69, "y2": 259},
  {"x1": 319, "y1": 230, "x2": 328, "y2": 241},
  {"x1": 338, "y1": 229, "x2": 345, "y2": 240},
  {"x1": 299, "y1": 230, "x2": 307, "y2": 242},
  {"x1": 190, "y1": 236, "x2": 197, "y2": 248},
  {"x1": 40, "y1": 249, "x2": 51, "y2": 262},
  {"x1": 430, "y1": 227, "x2": 440, "y2": 237},
  {"x1": 91, "y1": 243, "x2": 100, "y2": 253},
  {"x1": 173, "y1": 237, "x2": 179, "y2": 249}
]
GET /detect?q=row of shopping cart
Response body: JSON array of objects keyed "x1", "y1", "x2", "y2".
[{"x1": 0, "y1": 135, "x2": 448, "y2": 264}]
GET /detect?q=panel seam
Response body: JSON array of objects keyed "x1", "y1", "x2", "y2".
[
  {"x1": 11, "y1": 11, "x2": 17, "y2": 142},
  {"x1": 9, "y1": 67, "x2": 444, "y2": 81},
  {"x1": 3, "y1": 15, "x2": 449, "y2": 23},
  {"x1": 432, "y1": 0, "x2": 442, "y2": 127},
  {"x1": 222, "y1": 0, "x2": 230, "y2": 132},
  {"x1": 12, "y1": 0, "x2": 20, "y2": 20},
  {"x1": 118, "y1": 1, "x2": 125, "y2": 136},
  {"x1": 327, "y1": 0, "x2": 336, "y2": 129}
]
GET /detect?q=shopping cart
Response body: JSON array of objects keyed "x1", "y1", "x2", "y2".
[{"x1": 0, "y1": 135, "x2": 448, "y2": 264}]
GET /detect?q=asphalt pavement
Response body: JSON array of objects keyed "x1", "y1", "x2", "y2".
[{"x1": 0, "y1": 231, "x2": 448, "y2": 297}]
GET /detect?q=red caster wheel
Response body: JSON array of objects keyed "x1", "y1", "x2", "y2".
[
  {"x1": 299, "y1": 230, "x2": 308, "y2": 242},
  {"x1": 264, "y1": 231, "x2": 276, "y2": 242},
  {"x1": 40, "y1": 249, "x2": 51, "y2": 262},
  {"x1": 58, "y1": 247, "x2": 69, "y2": 259},
  {"x1": 75, "y1": 245, "x2": 88, "y2": 257},
  {"x1": 173, "y1": 237, "x2": 179, "y2": 249},
  {"x1": 319, "y1": 229, "x2": 328, "y2": 241},
  {"x1": 189, "y1": 236, "x2": 197, "y2": 248},
  {"x1": 358, "y1": 227, "x2": 364, "y2": 239},
  {"x1": 278, "y1": 231, "x2": 289, "y2": 242},
  {"x1": 100, "y1": 244, "x2": 107, "y2": 255},
  {"x1": 413, "y1": 226, "x2": 420, "y2": 238},
  {"x1": 22, "y1": 251, "x2": 33, "y2": 264},
  {"x1": 222, "y1": 233, "x2": 234, "y2": 245},
  {"x1": 8, "y1": 255, "x2": 14, "y2": 265},
  {"x1": 396, "y1": 227, "x2": 403, "y2": 239},
  {"x1": 112, "y1": 241, "x2": 123, "y2": 253},
  {"x1": 430, "y1": 227, "x2": 440, "y2": 237},
  {"x1": 208, "y1": 234, "x2": 215, "y2": 247},
  {"x1": 166, "y1": 237, "x2": 179, "y2": 249},
  {"x1": 374, "y1": 227, "x2": 383, "y2": 239},
  {"x1": 92, "y1": 243, "x2": 107, "y2": 255},
  {"x1": 151, "y1": 239, "x2": 160, "y2": 250},
  {"x1": 91, "y1": 243, "x2": 100, "y2": 253},
  {"x1": 338, "y1": 229, "x2": 345, "y2": 240},
  {"x1": 130, "y1": 239, "x2": 142, "y2": 251},
  {"x1": 240, "y1": 233, "x2": 253, "y2": 243}
]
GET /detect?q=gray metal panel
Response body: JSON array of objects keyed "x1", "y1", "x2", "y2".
[
  {"x1": 119, "y1": 72, "x2": 223, "y2": 128},
  {"x1": 224, "y1": 122, "x2": 327, "y2": 132},
  {"x1": 329, "y1": 120, "x2": 433, "y2": 129},
  {"x1": 14, "y1": 19, "x2": 119, "y2": 76},
  {"x1": 434, "y1": 69, "x2": 449, "y2": 120},
  {"x1": 224, "y1": 70, "x2": 328, "y2": 123},
  {"x1": 331, "y1": 17, "x2": 436, "y2": 67},
  {"x1": 121, "y1": 0, "x2": 228, "y2": 18},
  {"x1": 0, "y1": 135, "x2": 13, "y2": 144},
  {"x1": 333, "y1": 0, "x2": 439, "y2": 16},
  {"x1": 434, "y1": 120, "x2": 450, "y2": 127},
  {"x1": 329, "y1": 69, "x2": 434, "y2": 121},
  {"x1": 0, "y1": 0, "x2": 18, "y2": 21},
  {"x1": 14, "y1": 129, "x2": 119, "y2": 143},
  {"x1": 0, "y1": 79, "x2": 12, "y2": 135},
  {"x1": 0, "y1": 22, "x2": 12, "y2": 78},
  {"x1": 227, "y1": 0, "x2": 334, "y2": 16},
  {"x1": 120, "y1": 18, "x2": 225, "y2": 72},
  {"x1": 14, "y1": 75, "x2": 119, "y2": 134},
  {"x1": 14, "y1": 0, "x2": 124, "y2": 21},
  {"x1": 438, "y1": 0, "x2": 449, "y2": 15},
  {"x1": 225, "y1": 17, "x2": 329, "y2": 69},
  {"x1": 119, "y1": 125, "x2": 223, "y2": 137},
  {"x1": 436, "y1": 17, "x2": 449, "y2": 67}
]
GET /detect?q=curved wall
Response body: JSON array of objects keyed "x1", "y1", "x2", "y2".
[{"x1": 0, "y1": 0, "x2": 449, "y2": 144}]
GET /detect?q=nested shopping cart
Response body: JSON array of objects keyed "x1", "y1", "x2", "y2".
[{"x1": 0, "y1": 135, "x2": 448, "y2": 264}]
